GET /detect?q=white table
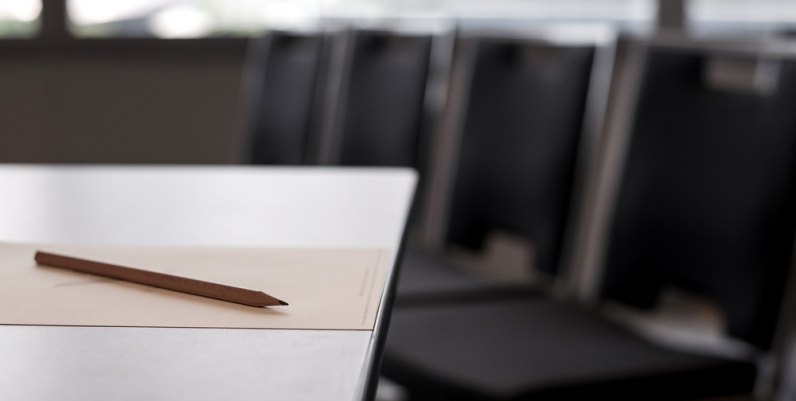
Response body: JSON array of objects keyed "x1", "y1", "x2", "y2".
[{"x1": 0, "y1": 165, "x2": 417, "y2": 401}]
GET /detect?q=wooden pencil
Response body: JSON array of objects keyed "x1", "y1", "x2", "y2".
[{"x1": 34, "y1": 250, "x2": 288, "y2": 307}]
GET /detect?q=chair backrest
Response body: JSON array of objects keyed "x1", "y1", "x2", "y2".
[
  {"x1": 443, "y1": 34, "x2": 607, "y2": 277},
  {"x1": 599, "y1": 41, "x2": 796, "y2": 350},
  {"x1": 320, "y1": 30, "x2": 434, "y2": 167},
  {"x1": 241, "y1": 32, "x2": 328, "y2": 165}
]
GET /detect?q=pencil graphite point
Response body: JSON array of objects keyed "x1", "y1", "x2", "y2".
[{"x1": 279, "y1": 300, "x2": 289, "y2": 306}]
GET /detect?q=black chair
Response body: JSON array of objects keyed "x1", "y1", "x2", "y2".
[
  {"x1": 340, "y1": 30, "x2": 434, "y2": 168},
  {"x1": 601, "y1": 41, "x2": 796, "y2": 352},
  {"x1": 240, "y1": 32, "x2": 328, "y2": 165},
  {"x1": 316, "y1": 29, "x2": 434, "y2": 169},
  {"x1": 382, "y1": 37, "x2": 796, "y2": 400},
  {"x1": 396, "y1": 33, "x2": 606, "y2": 302},
  {"x1": 310, "y1": 28, "x2": 451, "y2": 250}
]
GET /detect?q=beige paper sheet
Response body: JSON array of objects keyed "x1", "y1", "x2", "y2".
[{"x1": 0, "y1": 243, "x2": 389, "y2": 330}]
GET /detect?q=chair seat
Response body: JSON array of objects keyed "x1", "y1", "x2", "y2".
[
  {"x1": 396, "y1": 251, "x2": 541, "y2": 307},
  {"x1": 383, "y1": 298, "x2": 756, "y2": 400}
]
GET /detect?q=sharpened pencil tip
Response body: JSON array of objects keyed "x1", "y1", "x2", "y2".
[{"x1": 279, "y1": 300, "x2": 288, "y2": 306}]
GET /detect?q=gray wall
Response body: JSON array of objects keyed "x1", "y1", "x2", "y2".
[{"x1": 0, "y1": 42, "x2": 246, "y2": 164}]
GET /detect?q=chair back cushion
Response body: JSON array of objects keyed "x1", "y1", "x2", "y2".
[
  {"x1": 602, "y1": 47, "x2": 796, "y2": 349},
  {"x1": 448, "y1": 39, "x2": 595, "y2": 276}
]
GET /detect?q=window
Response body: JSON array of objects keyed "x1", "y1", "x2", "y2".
[
  {"x1": 65, "y1": 0, "x2": 656, "y2": 39},
  {"x1": 0, "y1": 0, "x2": 40, "y2": 37},
  {"x1": 689, "y1": 0, "x2": 796, "y2": 35}
]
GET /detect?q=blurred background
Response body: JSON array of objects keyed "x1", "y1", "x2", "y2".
[
  {"x1": 1, "y1": 0, "x2": 792, "y2": 165},
  {"x1": 6, "y1": 0, "x2": 796, "y2": 400}
]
